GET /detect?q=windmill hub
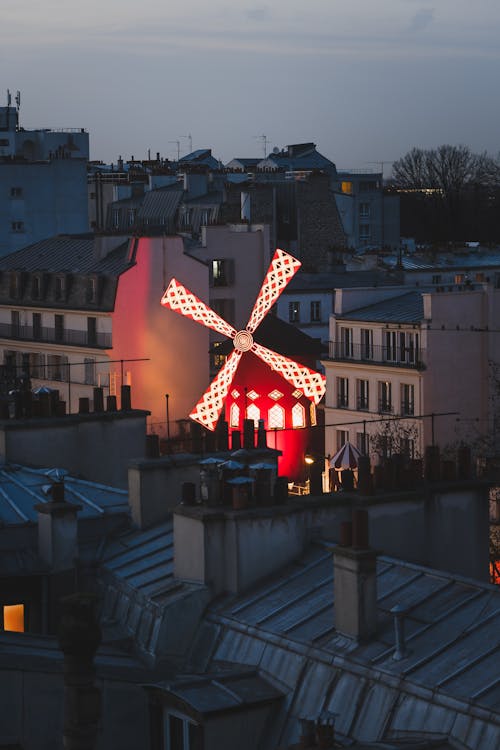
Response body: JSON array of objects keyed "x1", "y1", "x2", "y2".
[{"x1": 233, "y1": 330, "x2": 254, "y2": 352}]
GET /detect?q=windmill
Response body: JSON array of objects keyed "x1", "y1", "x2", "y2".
[{"x1": 160, "y1": 249, "x2": 326, "y2": 431}]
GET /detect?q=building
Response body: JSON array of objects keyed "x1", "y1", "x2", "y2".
[
  {"x1": 0, "y1": 100, "x2": 89, "y2": 256},
  {"x1": 333, "y1": 170, "x2": 400, "y2": 251},
  {"x1": 322, "y1": 282, "x2": 500, "y2": 461},
  {"x1": 0, "y1": 233, "x2": 209, "y2": 436}
]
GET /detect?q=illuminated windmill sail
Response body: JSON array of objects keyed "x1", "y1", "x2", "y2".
[{"x1": 161, "y1": 249, "x2": 326, "y2": 431}]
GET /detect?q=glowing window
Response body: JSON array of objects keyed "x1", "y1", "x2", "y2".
[
  {"x1": 247, "y1": 390, "x2": 259, "y2": 401},
  {"x1": 310, "y1": 402, "x2": 317, "y2": 426},
  {"x1": 341, "y1": 181, "x2": 353, "y2": 195},
  {"x1": 246, "y1": 403, "x2": 260, "y2": 428},
  {"x1": 268, "y1": 404, "x2": 285, "y2": 429},
  {"x1": 292, "y1": 403, "x2": 306, "y2": 428},
  {"x1": 269, "y1": 389, "x2": 284, "y2": 401},
  {"x1": 292, "y1": 389, "x2": 302, "y2": 399},
  {"x1": 230, "y1": 402, "x2": 240, "y2": 428},
  {"x1": 4, "y1": 604, "x2": 24, "y2": 632},
  {"x1": 231, "y1": 389, "x2": 240, "y2": 399}
]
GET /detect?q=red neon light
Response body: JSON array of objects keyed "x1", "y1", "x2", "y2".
[{"x1": 161, "y1": 249, "x2": 326, "y2": 430}]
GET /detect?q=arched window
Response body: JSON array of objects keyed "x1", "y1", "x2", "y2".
[
  {"x1": 268, "y1": 404, "x2": 285, "y2": 430},
  {"x1": 246, "y1": 403, "x2": 260, "y2": 428},
  {"x1": 230, "y1": 402, "x2": 240, "y2": 428},
  {"x1": 292, "y1": 402, "x2": 306, "y2": 428}
]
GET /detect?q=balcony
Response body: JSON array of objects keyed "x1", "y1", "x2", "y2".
[
  {"x1": 378, "y1": 400, "x2": 393, "y2": 414},
  {"x1": 401, "y1": 401, "x2": 415, "y2": 416},
  {"x1": 328, "y1": 341, "x2": 425, "y2": 369},
  {"x1": 357, "y1": 397, "x2": 369, "y2": 411},
  {"x1": 1, "y1": 322, "x2": 111, "y2": 349}
]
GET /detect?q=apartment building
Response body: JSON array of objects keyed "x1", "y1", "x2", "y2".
[
  {"x1": 322, "y1": 283, "x2": 500, "y2": 461},
  {"x1": 0, "y1": 102, "x2": 89, "y2": 256},
  {"x1": 0, "y1": 233, "x2": 209, "y2": 435}
]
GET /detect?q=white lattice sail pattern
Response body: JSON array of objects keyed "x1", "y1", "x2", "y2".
[
  {"x1": 246, "y1": 249, "x2": 301, "y2": 333},
  {"x1": 161, "y1": 248, "x2": 326, "y2": 430},
  {"x1": 189, "y1": 351, "x2": 242, "y2": 430}
]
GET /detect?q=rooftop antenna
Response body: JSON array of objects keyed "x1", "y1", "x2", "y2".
[
  {"x1": 180, "y1": 134, "x2": 193, "y2": 155},
  {"x1": 169, "y1": 140, "x2": 181, "y2": 161},
  {"x1": 7, "y1": 89, "x2": 11, "y2": 106},
  {"x1": 366, "y1": 160, "x2": 393, "y2": 180},
  {"x1": 15, "y1": 91, "x2": 20, "y2": 110},
  {"x1": 253, "y1": 134, "x2": 270, "y2": 159}
]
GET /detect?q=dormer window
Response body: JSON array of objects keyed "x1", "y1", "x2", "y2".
[
  {"x1": 31, "y1": 275, "x2": 41, "y2": 300},
  {"x1": 86, "y1": 277, "x2": 96, "y2": 303},
  {"x1": 9, "y1": 272, "x2": 19, "y2": 298},
  {"x1": 55, "y1": 275, "x2": 66, "y2": 301}
]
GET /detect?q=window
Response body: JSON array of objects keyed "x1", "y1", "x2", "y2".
[
  {"x1": 31, "y1": 276, "x2": 41, "y2": 299},
  {"x1": 455, "y1": 274, "x2": 464, "y2": 284},
  {"x1": 292, "y1": 402, "x2": 306, "y2": 428},
  {"x1": 356, "y1": 379, "x2": 369, "y2": 410},
  {"x1": 337, "y1": 376, "x2": 349, "y2": 408},
  {"x1": 359, "y1": 224, "x2": 370, "y2": 240},
  {"x1": 360, "y1": 328, "x2": 373, "y2": 359},
  {"x1": 86, "y1": 278, "x2": 96, "y2": 303},
  {"x1": 163, "y1": 712, "x2": 201, "y2": 750},
  {"x1": 212, "y1": 259, "x2": 232, "y2": 287},
  {"x1": 84, "y1": 358, "x2": 96, "y2": 385},
  {"x1": 55, "y1": 275, "x2": 65, "y2": 300},
  {"x1": 432, "y1": 274, "x2": 441, "y2": 284},
  {"x1": 47, "y1": 354, "x2": 68, "y2": 381},
  {"x1": 401, "y1": 383, "x2": 415, "y2": 415},
  {"x1": 112, "y1": 208, "x2": 120, "y2": 228},
  {"x1": 11, "y1": 221, "x2": 24, "y2": 232},
  {"x1": 359, "y1": 202, "x2": 370, "y2": 218},
  {"x1": 401, "y1": 438, "x2": 415, "y2": 459},
  {"x1": 3, "y1": 604, "x2": 25, "y2": 632},
  {"x1": 310, "y1": 300, "x2": 321, "y2": 322},
  {"x1": 341, "y1": 181, "x2": 353, "y2": 194},
  {"x1": 11, "y1": 310, "x2": 20, "y2": 337},
  {"x1": 211, "y1": 341, "x2": 226, "y2": 370},
  {"x1": 32, "y1": 312, "x2": 42, "y2": 341},
  {"x1": 10, "y1": 187, "x2": 23, "y2": 198},
  {"x1": 127, "y1": 208, "x2": 136, "y2": 226},
  {"x1": 340, "y1": 327, "x2": 353, "y2": 358},
  {"x1": 289, "y1": 301, "x2": 300, "y2": 323},
  {"x1": 268, "y1": 403, "x2": 285, "y2": 429},
  {"x1": 246, "y1": 403, "x2": 260, "y2": 428},
  {"x1": 385, "y1": 331, "x2": 397, "y2": 362},
  {"x1": 87, "y1": 317, "x2": 97, "y2": 346},
  {"x1": 336, "y1": 429, "x2": 349, "y2": 450},
  {"x1": 54, "y1": 314, "x2": 64, "y2": 343},
  {"x1": 378, "y1": 381, "x2": 392, "y2": 413},
  {"x1": 357, "y1": 432, "x2": 369, "y2": 455},
  {"x1": 229, "y1": 402, "x2": 240, "y2": 428},
  {"x1": 402, "y1": 332, "x2": 419, "y2": 364},
  {"x1": 9, "y1": 272, "x2": 20, "y2": 298},
  {"x1": 28, "y1": 352, "x2": 45, "y2": 379}
]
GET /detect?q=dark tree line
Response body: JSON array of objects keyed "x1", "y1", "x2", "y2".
[{"x1": 390, "y1": 145, "x2": 500, "y2": 244}]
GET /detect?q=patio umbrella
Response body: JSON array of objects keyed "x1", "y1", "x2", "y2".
[{"x1": 329, "y1": 442, "x2": 362, "y2": 470}]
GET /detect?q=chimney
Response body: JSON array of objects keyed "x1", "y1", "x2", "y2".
[
  {"x1": 35, "y1": 478, "x2": 81, "y2": 571},
  {"x1": 240, "y1": 191, "x2": 251, "y2": 223},
  {"x1": 333, "y1": 509, "x2": 377, "y2": 641}
]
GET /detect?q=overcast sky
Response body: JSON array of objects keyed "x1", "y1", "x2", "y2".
[{"x1": 2, "y1": 1, "x2": 499, "y2": 174}]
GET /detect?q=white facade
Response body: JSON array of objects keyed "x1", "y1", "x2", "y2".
[{"x1": 322, "y1": 284, "x2": 500, "y2": 462}]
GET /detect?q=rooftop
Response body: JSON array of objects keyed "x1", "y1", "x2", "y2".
[{"x1": 337, "y1": 291, "x2": 424, "y2": 324}]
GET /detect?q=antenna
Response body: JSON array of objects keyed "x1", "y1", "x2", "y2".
[
  {"x1": 253, "y1": 134, "x2": 270, "y2": 159},
  {"x1": 366, "y1": 161, "x2": 393, "y2": 179},
  {"x1": 180, "y1": 134, "x2": 193, "y2": 154},
  {"x1": 169, "y1": 140, "x2": 181, "y2": 161},
  {"x1": 7, "y1": 90, "x2": 11, "y2": 106},
  {"x1": 15, "y1": 91, "x2": 20, "y2": 110}
]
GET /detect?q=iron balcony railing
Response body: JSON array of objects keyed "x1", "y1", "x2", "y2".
[
  {"x1": 400, "y1": 400, "x2": 415, "y2": 416},
  {"x1": 1, "y1": 322, "x2": 111, "y2": 349},
  {"x1": 357, "y1": 397, "x2": 369, "y2": 411},
  {"x1": 328, "y1": 341, "x2": 425, "y2": 369},
  {"x1": 378, "y1": 400, "x2": 394, "y2": 414}
]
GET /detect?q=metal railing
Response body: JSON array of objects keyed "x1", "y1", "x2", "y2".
[
  {"x1": 1, "y1": 322, "x2": 111, "y2": 349},
  {"x1": 328, "y1": 341, "x2": 425, "y2": 369},
  {"x1": 400, "y1": 401, "x2": 415, "y2": 416},
  {"x1": 357, "y1": 397, "x2": 369, "y2": 411},
  {"x1": 378, "y1": 400, "x2": 394, "y2": 414}
]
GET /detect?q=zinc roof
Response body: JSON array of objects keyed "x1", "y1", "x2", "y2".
[
  {"x1": 338, "y1": 291, "x2": 424, "y2": 324},
  {"x1": 0, "y1": 465, "x2": 128, "y2": 525},
  {"x1": 0, "y1": 235, "x2": 130, "y2": 275}
]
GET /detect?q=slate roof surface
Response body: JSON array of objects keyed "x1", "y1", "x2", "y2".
[
  {"x1": 337, "y1": 292, "x2": 424, "y2": 324},
  {"x1": 0, "y1": 465, "x2": 128, "y2": 525},
  {"x1": 384, "y1": 253, "x2": 500, "y2": 272},
  {"x1": 137, "y1": 187, "x2": 184, "y2": 222},
  {"x1": 203, "y1": 543, "x2": 500, "y2": 744},
  {"x1": 0, "y1": 235, "x2": 131, "y2": 275},
  {"x1": 101, "y1": 519, "x2": 175, "y2": 601},
  {"x1": 284, "y1": 271, "x2": 398, "y2": 292}
]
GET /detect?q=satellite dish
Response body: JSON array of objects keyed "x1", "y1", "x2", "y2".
[{"x1": 272, "y1": 146, "x2": 279, "y2": 154}]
